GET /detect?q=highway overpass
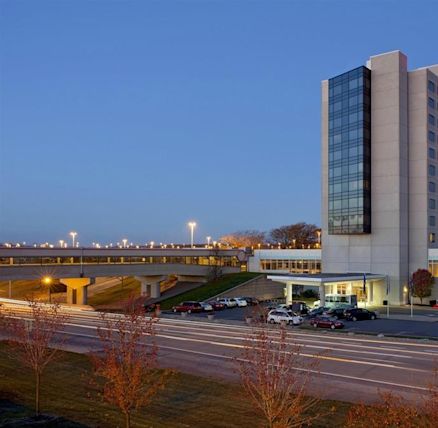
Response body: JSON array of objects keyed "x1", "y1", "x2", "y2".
[{"x1": 0, "y1": 247, "x2": 248, "y2": 304}]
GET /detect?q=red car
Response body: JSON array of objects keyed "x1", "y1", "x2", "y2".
[
  {"x1": 172, "y1": 301, "x2": 203, "y2": 313},
  {"x1": 208, "y1": 300, "x2": 226, "y2": 311},
  {"x1": 309, "y1": 316, "x2": 344, "y2": 330}
]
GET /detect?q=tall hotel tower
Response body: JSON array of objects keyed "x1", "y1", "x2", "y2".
[{"x1": 322, "y1": 51, "x2": 438, "y2": 304}]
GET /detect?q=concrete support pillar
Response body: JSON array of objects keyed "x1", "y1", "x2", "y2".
[
  {"x1": 319, "y1": 283, "x2": 326, "y2": 306},
  {"x1": 151, "y1": 282, "x2": 160, "y2": 299},
  {"x1": 61, "y1": 278, "x2": 93, "y2": 305},
  {"x1": 369, "y1": 282, "x2": 374, "y2": 303},
  {"x1": 135, "y1": 275, "x2": 166, "y2": 298},
  {"x1": 140, "y1": 282, "x2": 151, "y2": 296},
  {"x1": 286, "y1": 282, "x2": 293, "y2": 305}
]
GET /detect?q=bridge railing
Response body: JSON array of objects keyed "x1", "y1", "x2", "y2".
[{"x1": 0, "y1": 255, "x2": 242, "y2": 268}]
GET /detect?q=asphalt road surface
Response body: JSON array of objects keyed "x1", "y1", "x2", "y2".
[
  {"x1": 170, "y1": 306, "x2": 438, "y2": 338},
  {"x1": 2, "y1": 301, "x2": 437, "y2": 405}
]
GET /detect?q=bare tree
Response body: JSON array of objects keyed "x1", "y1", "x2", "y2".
[
  {"x1": 269, "y1": 223, "x2": 320, "y2": 248},
  {"x1": 2, "y1": 300, "x2": 68, "y2": 417},
  {"x1": 91, "y1": 299, "x2": 170, "y2": 428},
  {"x1": 236, "y1": 323, "x2": 325, "y2": 427},
  {"x1": 220, "y1": 230, "x2": 266, "y2": 248}
]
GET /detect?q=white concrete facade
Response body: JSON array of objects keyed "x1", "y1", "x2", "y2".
[{"x1": 322, "y1": 51, "x2": 438, "y2": 305}]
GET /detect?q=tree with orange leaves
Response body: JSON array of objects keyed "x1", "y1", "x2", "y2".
[
  {"x1": 236, "y1": 322, "x2": 326, "y2": 428},
  {"x1": 91, "y1": 300, "x2": 170, "y2": 428},
  {"x1": 2, "y1": 300, "x2": 68, "y2": 417},
  {"x1": 344, "y1": 390, "x2": 420, "y2": 428},
  {"x1": 411, "y1": 268, "x2": 434, "y2": 304}
]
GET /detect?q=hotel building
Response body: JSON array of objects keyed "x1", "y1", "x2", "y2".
[{"x1": 263, "y1": 51, "x2": 438, "y2": 306}]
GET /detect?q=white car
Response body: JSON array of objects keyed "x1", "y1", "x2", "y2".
[
  {"x1": 200, "y1": 302, "x2": 213, "y2": 311},
  {"x1": 217, "y1": 298, "x2": 237, "y2": 308},
  {"x1": 234, "y1": 297, "x2": 248, "y2": 307},
  {"x1": 267, "y1": 310, "x2": 303, "y2": 326}
]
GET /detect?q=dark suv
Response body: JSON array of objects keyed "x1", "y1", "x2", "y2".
[
  {"x1": 326, "y1": 308, "x2": 347, "y2": 320},
  {"x1": 345, "y1": 308, "x2": 377, "y2": 321}
]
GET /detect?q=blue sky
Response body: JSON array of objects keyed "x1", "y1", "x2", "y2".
[{"x1": 0, "y1": 0, "x2": 436, "y2": 245}]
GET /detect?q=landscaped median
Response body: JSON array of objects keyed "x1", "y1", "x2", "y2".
[
  {"x1": 0, "y1": 342, "x2": 350, "y2": 428},
  {"x1": 158, "y1": 272, "x2": 260, "y2": 310}
]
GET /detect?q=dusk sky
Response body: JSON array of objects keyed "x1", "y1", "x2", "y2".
[{"x1": 0, "y1": 0, "x2": 436, "y2": 245}]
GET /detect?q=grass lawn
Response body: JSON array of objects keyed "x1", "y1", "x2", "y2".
[
  {"x1": 0, "y1": 280, "x2": 49, "y2": 302},
  {"x1": 158, "y1": 272, "x2": 261, "y2": 310},
  {"x1": 0, "y1": 342, "x2": 351, "y2": 427},
  {"x1": 88, "y1": 277, "x2": 140, "y2": 308}
]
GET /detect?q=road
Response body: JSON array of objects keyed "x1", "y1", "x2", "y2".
[
  {"x1": 2, "y1": 301, "x2": 438, "y2": 404},
  {"x1": 176, "y1": 306, "x2": 438, "y2": 338}
]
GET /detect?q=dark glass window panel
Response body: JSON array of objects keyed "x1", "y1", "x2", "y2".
[{"x1": 328, "y1": 66, "x2": 371, "y2": 234}]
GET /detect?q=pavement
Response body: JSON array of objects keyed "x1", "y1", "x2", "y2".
[
  {"x1": 2, "y1": 300, "x2": 438, "y2": 405},
  {"x1": 162, "y1": 305, "x2": 438, "y2": 338}
]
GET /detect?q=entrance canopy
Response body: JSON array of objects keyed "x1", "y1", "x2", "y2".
[{"x1": 267, "y1": 272, "x2": 386, "y2": 286}]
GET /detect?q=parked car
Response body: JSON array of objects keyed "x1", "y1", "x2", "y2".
[
  {"x1": 208, "y1": 300, "x2": 226, "y2": 311},
  {"x1": 291, "y1": 301, "x2": 310, "y2": 315},
  {"x1": 267, "y1": 310, "x2": 303, "y2": 326},
  {"x1": 309, "y1": 316, "x2": 344, "y2": 329},
  {"x1": 345, "y1": 308, "x2": 377, "y2": 321},
  {"x1": 172, "y1": 301, "x2": 203, "y2": 313},
  {"x1": 217, "y1": 297, "x2": 238, "y2": 308},
  {"x1": 276, "y1": 303, "x2": 291, "y2": 311},
  {"x1": 241, "y1": 296, "x2": 260, "y2": 306},
  {"x1": 199, "y1": 301, "x2": 213, "y2": 312},
  {"x1": 307, "y1": 307, "x2": 330, "y2": 318},
  {"x1": 326, "y1": 307, "x2": 347, "y2": 320},
  {"x1": 234, "y1": 297, "x2": 248, "y2": 307}
]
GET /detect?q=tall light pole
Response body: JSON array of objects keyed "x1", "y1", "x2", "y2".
[
  {"x1": 206, "y1": 236, "x2": 211, "y2": 247},
  {"x1": 69, "y1": 232, "x2": 77, "y2": 248},
  {"x1": 188, "y1": 222, "x2": 196, "y2": 248}
]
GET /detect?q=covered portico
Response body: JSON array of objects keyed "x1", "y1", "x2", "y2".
[{"x1": 267, "y1": 273, "x2": 387, "y2": 306}]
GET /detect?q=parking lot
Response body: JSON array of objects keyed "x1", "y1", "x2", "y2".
[{"x1": 162, "y1": 304, "x2": 438, "y2": 339}]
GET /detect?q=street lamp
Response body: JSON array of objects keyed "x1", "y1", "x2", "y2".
[
  {"x1": 206, "y1": 236, "x2": 211, "y2": 247},
  {"x1": 316, "y1": 230, "x2": 321, "y2": 247},
  {"x1": 188, "y1": 222, "x2": 196, "y2": 248},
  {"x1": 69, "y1": 232, "x2": 77, "y2": 248},
  {"x1": 42, "y1": 276, "x2": 53, "y2": 303}
]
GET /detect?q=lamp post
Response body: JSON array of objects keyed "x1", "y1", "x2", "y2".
[
  {"x1": 316, "y1": 230, "x2": 321, "y2": 247},
  {"x1": 69, "y1": 232, "x2": 77, "y2": 248},
  {"x1": 206, "y1": 236, "x2": 211, "y2": 247},
  {"x1": 188, "y1": 222, "x2": 196, "y2": 248},
  {"x1": 42, "y1": 276, "x2": 53, "y2": 303}
]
